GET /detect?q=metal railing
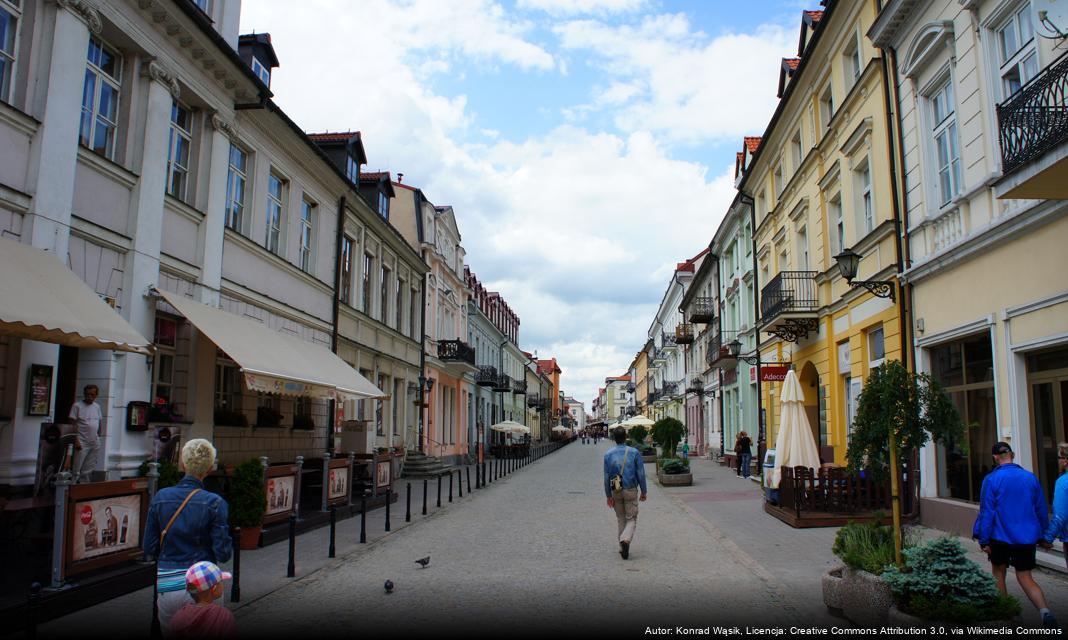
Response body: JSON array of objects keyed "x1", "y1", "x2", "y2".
[
  {"x1": 688, "y1": 297, "x2": 715, "y2": 323},
  {"x1": 675, "y1": 323, "x2": 694, "y2": 344},
  {"x1": 662, "y1": 381, "x2": 679, "y2": 397},
  {"x1": 760, "y1": 271, "x2": 819, "y2": 321},
  {"x1": 651, "y1": 348, "x2": 667, "y2": 363},
  {"x1": 662, "y1": 332, "x2": 678, "y2": 348},
  {"x1": 998, "y1": 50, "x2": 1068, "y2": 174},
  {"x1": 437, "y1": 339, "x2": 475, "y2": 365},
  {"x1": 511, "y1": 379, "x2": 527, "y2": 395},
  {"x1": 476, "y1": 366, "x2": 499, "y2": 387},
  {"x1": 493, "y1": 374, "x2": 513, "y2": 392},
  {"x1": 705, "y1": 333, "x2": 729, "y2": 367}
]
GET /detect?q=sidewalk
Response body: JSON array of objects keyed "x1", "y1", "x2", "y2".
[
  {"x1": 657, "y1": 455, "x2": 1068, "y2": 624},
  {"x1": 29, "y1": 451, "x2": 554, "y2": 638}
]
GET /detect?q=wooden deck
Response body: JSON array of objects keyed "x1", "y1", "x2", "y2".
[
  {"x1": 768, "y1": 462, "x2": 919, "y2": 529},
  {"x1": 764, "y1": 501, "x2": 906, "y2": 528}
]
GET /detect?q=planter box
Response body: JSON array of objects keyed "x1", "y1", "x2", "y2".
[
  {"x1": 658, "y1": 471, "x2": 692, "y2": 487},
  {"x1": 887, "y1": 605, "x2": 1016, "y2": 628},
  {"x1": 821, "y1": 565, "x2": 893, "y2": 626},
  {"x1": 641, "y1": 454, "x2": 657, "y2": 464}
]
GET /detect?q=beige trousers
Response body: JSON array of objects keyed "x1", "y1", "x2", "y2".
[{"x1": 613, "y1": 488, "x2": 639, "y2": 544}]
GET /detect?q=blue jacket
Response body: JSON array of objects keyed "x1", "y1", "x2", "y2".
[
  {"x1": 972, "y1": 463, "x2": 1049, "y2": 546},
  {"x1": 143, "y1": 475, "x2": 233, "y2": 571},
  {"x1": 1044, "y1": 472, "x2": 1068, "y2": 543},
  {"x1": 603, "y1": 444, "x2": 647, "y2": 498}
]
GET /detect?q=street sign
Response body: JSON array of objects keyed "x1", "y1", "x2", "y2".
[{"x1": 761, "y1": 366, "x2": 790, "y2": 382}]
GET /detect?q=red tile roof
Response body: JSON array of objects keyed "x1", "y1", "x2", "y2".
[
  {"x1": 783, "y1": 57, "x2": 800, "y2": 70},
  {"x1": 361, "y1": 171, "x2": 391, "y2": 181},
  {"x1": 804, "y1": 10, "x2": 824, "y2": 24},
  {"x1": 307, "y1": 131, "x2": 360, "y2": 143},
  {"x1": 744, "y1": 136, "x2": 762, "y2": 153}
]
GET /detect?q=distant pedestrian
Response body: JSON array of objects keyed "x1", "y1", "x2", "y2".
[
  {"x1": 734, "y1": 432, "x2": 752, "y2": 479},
  {"x1": 973, "y1": 442, "x2": 1057, "y2": 628},
  {"x1": 1042, "y1": 441, "x2": 1068, "y2": 570},
  {"x1": 144, "y1": 439, "x2": 233, "y2": 635},
  {"x1": 682, "y1": 441, "x2": 690, "y2": 460},
  {"x1": 69, "y1": 384, "x2": 102, "y2": 483},
  {"x1": 169, "y1": 561, "x2": 236, "y2": 638},
  {"x1": 603, "y1": 426, "x2": 647, "y2": 560}
]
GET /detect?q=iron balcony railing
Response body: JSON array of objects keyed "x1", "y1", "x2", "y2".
[
  {"x1": 494, "y1": 374, "x2": 513, "y2": 392},
  {"x1": 476, "y1": 366, "x2": 499, "y2": 387},
  {"x1": 651, "y1": 348, "x2": 667, "y2": 363},
  {"x1": 760, "y1": 271, "x2": 819, "y2": 322},
  {"x1": 527, "y1": 395, "x2": 545, "y2": 408},
  {"x1": 647, "y1": 388, "x2": 662, "y2": 404},
  {"x1": 685, "y1": 378, "x2": 704, "y2": 394},
  {"x1": 674, "y1": 323, "x2": 694, "y2": 344},
  {"x1": 705, "y1": 333, "x2": 731, "y2": 368},
  {"x1": 997, "y1": 50, "x2": 1068, "y2": 174},
  {"x1": 689, "y1": 297, "x2": 715, "y2": 324},
  {"x1": 662, "y1": 381, "x2": 679, "y2": 397},
  {"x1": 437, "y1": 339, "x2": 475, "y2": 365},
  {"x1": 662, "y1": 332, "x2": 678, "y2": 349},
  {"x1": 512, "y1": 378, "x2": 527, "y2": 395}
]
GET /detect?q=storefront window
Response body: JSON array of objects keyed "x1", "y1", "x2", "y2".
[{"x1": 930, "y1": 333, "x2": 996, "y2": 502}]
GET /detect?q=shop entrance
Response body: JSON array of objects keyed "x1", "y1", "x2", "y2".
[{"x1": 1028, "y1": 346, "x2": 1068, "y2": 507}]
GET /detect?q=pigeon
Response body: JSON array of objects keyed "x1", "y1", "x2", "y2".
[
  {"x1": 414, "y1": 556, "x2": 430, "y2": 569},
  {"x1": 384, "y1": 580, "x2": 394, "y2": 594}
]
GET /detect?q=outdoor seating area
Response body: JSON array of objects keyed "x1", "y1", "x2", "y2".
[{"x1": 765, "y1": 463, "x2": 919, "y2": 528}]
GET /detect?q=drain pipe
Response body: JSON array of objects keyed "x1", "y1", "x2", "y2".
[
  {"x1": 328, "y1": 196, "x2": 346, "y2": 454},
  {"x1": 738, "y1": 193, "x2": 763, "y2": 474}
]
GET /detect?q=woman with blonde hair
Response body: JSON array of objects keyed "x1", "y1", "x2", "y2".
[
  {"x1": 144, "y1": 438, "x2": 232, "y2": 634},
  {"x1": 1042, "y1": 441, "x2": 1068, "y2": 569}
]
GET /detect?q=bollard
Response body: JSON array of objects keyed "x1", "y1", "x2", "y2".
[
  {"x1": 475, "y1": 463, "x2": 481, "y2": 489},
  {"x1": 360, "y1": 494, "x2": 367, "y2": 543},
  {"x1": 328, "y1": 506, "x2": 337, "y2": 558},
  {"x1": 437, "y1": 475, "x2": 442, "y2": 508},
  {"x1": 466, "y1": 466, "x2": 472, "y2": 495},
  {"x1": 231, "y1": 528, "x2": 241, "y2": 602},
  {"x1": 26, "y1": 582, "x2": 41, "y2": 640},
  {"x1": 385, "y1": 490, "x2": 391, "y2": 532},
  {"x1": 287, "y1": 513, "x2": 296, "y2": 578},
  {"x1": 422, "y1": 479, "x2": 428, "y2": 515},
  {"x1": 448, "y1": 473, "x2": 453, "y2": 503},
  {"x1": 406, "y1": 483, "x2": 412, "y2": 522},
  {"x1": 457, "y1": 468, "x2": 463, "y2": 498}
]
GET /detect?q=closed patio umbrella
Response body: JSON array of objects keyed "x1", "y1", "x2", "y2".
[{"x1": 766, "y1": 369, "x2": 823, "y2": 490}]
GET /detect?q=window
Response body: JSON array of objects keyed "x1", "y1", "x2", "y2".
[
  {"x1": 376, "y1": 374, "x2": 387, "y2": 436},
  {"x1": 225, "y1": 144, "x2": 247, "y2": 232},
  {"x1": 791, "y1": 129, "x2": 804, "y2": 171},
  {"x1": 362, "y1": 252, "x2": 373, "y2": 314},
  {"x1": 214, "y1": 361, "x2": 242, "y2": 414},
  {"x1": 931, "y1": 80, "x2": 962, "y2": 206},
  {"x1": 265, "y1": 172, "x2": 285, "y2": 254},
  {"x1": 380, "y1": 265, "x2": 390, "y2": 323},
  {"x1": 153, "y1": 317, "x2": 177, "y2": 407},
  {"x1": 251, "y1": 56, "x2": 270, "y2": 86},
  {"x1": 773, "y1": 164, "x2": 783, "y2": 196},
  {"x1": 293, "y1": 396, "x2": 313, "y2": 429},
  {"x1": 80, "y1": 36, "x2": 122, "y2": 159},
  {"x1": 193, "y1": 0, "x2": 210, "y2": 13},
  {"x1": 346, "y1": 154, "x2": 359, "y2": 184},
  {"x1": 339, "y1": 235, "x2": 353, "y2": 304},
  {"x1": 0, "y1": 0, "x2": 20, "y2": 104},
  {"x1": 299, "y1": 198, "x2": 315, "y2": 272},
  {"x1": 997, "y1": 4, "x2": 1037, "y2": 97},
  {"x1": 796, "y1": 225, "x2": 809, "y2": 270},
  {"x1": 778, "y1": 247, "x2": 788, "y2": 271},
  {"x1": 829, "y1": 194, "x2": 844, "y2": 254},
  {"x1": 396, "y1": 279, "x2": 404, "y2": 330},
  {"x1": 166, "y1": 102, "x2": 192, "y2": 200},
  {"x1": 867, "y1": 326, "x2": 885, "y2": 366},
  {"x1": 409, "y1": 287, "x2": 418, "y2": 337},
  {"x1": 393, "y1": 379, "x2": 402, "y2": 436},
  {"x1": 819, "y1": 84, "x2": 835, "y2": 130},
  {"x1": 844, "y1": 35, "x2": 862, "y2": 88},
  {"x1": 377, "y1": 191, "x2": 389, "y2": 219},
  {"x1": 854, "y1": 160, "x2": 873, "y2": 235}
]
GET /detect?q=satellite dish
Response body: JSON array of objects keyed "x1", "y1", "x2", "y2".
[{"x1": 1034, "y1": 0, "x2": 1068, "y2": 38}]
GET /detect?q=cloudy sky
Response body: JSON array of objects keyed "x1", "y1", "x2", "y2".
[{"x1": 240, "y1": 0, "x2": 806, "y2": 407}]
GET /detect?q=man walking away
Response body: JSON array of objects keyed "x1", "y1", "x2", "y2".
[
  {"x1": 604, "y1": 426, "x2": 646, "y2": 559},
  {"x1": 973, "y1": 442, "x2": 1058, "y2": 628},
  {"x1": 70, "y1": 384, "x2": 102, "y2": 483}
]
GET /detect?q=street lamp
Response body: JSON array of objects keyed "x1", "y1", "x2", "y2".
[
  {"x1": 728, "y1": 338, "x2": 789, "y2": 367},
  {"x1": 833, "y1": 248, "x2": 896, "y2": 301}
]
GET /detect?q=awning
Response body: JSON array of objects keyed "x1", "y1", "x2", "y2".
[
  {"x1": 0, "y1": 235, "x2": 152, "y2": 354},
  {"x1": 156, "y1": 289, "x2": 385, "y2": 400}
]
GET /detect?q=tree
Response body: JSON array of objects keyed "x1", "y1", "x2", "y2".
[
  {"x1": 628, "y1": 424, "x2": 649, "y2": 444},
  {"x1": 650, "y1": 417, "x2": 685, "y2": 459},
  {"x1": 847, "y1": 360, "x2": 965, "y2": 565}
]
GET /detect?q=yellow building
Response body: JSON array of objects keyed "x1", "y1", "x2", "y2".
[
  {"x1": 740, "y1": 1, "x2": 904, "y2": 465},
  {"x1": 633, "y1": 342, "x2": 650, "y2": 417}
]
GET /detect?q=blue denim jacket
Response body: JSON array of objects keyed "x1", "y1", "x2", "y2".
[
  {"x1": 603, "y1": 445, "x2": 647, "y2": 498},
  {"x1": 143, "y1": 475, "x2": 233, "y2": 571}
]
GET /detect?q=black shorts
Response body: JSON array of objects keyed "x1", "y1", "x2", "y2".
[{"x1": 988, "y1": 540, "x2": 1037, "y2": 571}]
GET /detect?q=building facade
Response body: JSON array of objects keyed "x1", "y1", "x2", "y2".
[{"x1": 680, "y1": 248, "x2": 721, "y2": 457}]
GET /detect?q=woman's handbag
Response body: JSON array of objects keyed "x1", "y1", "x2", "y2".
[{"x1": 610, "y1": 448, "x2": 629, "y2": 492}]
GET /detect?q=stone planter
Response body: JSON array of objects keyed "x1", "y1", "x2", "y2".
[
  {"x1": 821, "y1": 565, "x2": 893, "y2": 626},
  {"x1": 658, "y1": 471, "x2": 692, "y2": 486},
  {"x1": 641, "y1": 454, "x2": 657, "y2": 464},
  {"x1": 887, "y1": 605, "x2": 1016, "y2": 628}
]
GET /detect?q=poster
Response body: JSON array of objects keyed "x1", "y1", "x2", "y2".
[
  {"x1": 375, "y1": 460, "x2": 391, "y2": 488},
  {"x1": 27, "y1": 364, "x2": 53, "y2": 416},
  {"x1": 328, "y1": 467, "x2": 348, "y2": 501},
  {"x1": 35, "y1": 422, "x2": 79, "y2": 497},
  {"x1": 266, "y1": 475, "x2": 295, "y2": 516},
  {"x1": 70, "y1": 494, "x2": 142, "y2": 563}
]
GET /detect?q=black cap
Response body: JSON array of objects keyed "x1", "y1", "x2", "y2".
[{"x1": 992, "y1": 442, "x2": 1013, "y2": 456}]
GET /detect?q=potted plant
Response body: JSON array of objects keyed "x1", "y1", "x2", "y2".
[
  {"x1": 229, "y1": 458, "x2": 266, "y2": 550},
  {"x1": 657, "y1": 457, "x2": 692, "y2": 486},
  {"x1": 137, "y1": 458, "x2": 181, "y2": 489},
  {"x1": 213, "y1": 406, "x2": 247, "y2": 428},
  {"x1": 650, "y1": 417, "x2": 685, "y2": 462},
  {"x1": 822, "y1": 519, "x2": 909, "y2": 625},
  {"x1": 883, "y1": 537, "x2": 1020, "y2": 625}
]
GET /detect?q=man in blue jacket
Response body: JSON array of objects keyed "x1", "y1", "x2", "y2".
[
  {"x1": 604, "y1": 426, "x2": 647, "y2": 560},
  {"x1": 973, "y1": 442, "x2": 1057, "y2": 628}
]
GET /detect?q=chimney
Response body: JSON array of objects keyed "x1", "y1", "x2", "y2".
[{"x1": 397, "y1": 173, "x2": 404, "y2": 183}]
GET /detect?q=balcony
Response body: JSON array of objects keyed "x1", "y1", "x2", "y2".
[
  {"x1": 996, "y1": 51, "x2": 1068, "y2": 199},
  {"x1": 527, "y1": 395, "x2": 545, "y2": 409},
  {"x1": 494, "y1": 374, "x2": 513, "y2": 393},
  {"x1": 689, "y1": 297, "x2": 715, "y2": 324},
  {"x1": 476, "y1": 366, "x2": 499, "y2": 387},
  {"x1": 512, "y1": 378, "x2": 527, "y2": 395},
  {"x1": 651, "y1": 348, "x2": 667, "y2": 365},
  {"x1": 705, "y1": 333, "x2": 732, "y2": 369},
  {"x1": 685, "y1": 378, "x2": 704, "y2": 394},
  {"x1": 437, "y1": 339, "x2": 476, "y2": 365},
  {"x1": 760, "y1": 271, "x2": 819, "y2": 343},
  {"x1": 662, "y1": 381, "x2": 679, "y2": 398},
  {"x1": 674, "y1": 323, "x2": 694, "y2": 345},
  {"x1": 662, "y1": 332, "x2": 678, "y2": 351},
  {"x1": 647, "y1": 388, "x2": 662, "y2": 405}
]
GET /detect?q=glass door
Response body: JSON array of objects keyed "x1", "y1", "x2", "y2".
[{"x1": 1030, "y1": 379, "x2": 1066, "y2": 506}]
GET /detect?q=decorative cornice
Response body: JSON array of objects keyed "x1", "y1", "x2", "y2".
[
  {"x1": 55, "y1": 0, "x2": 103, "y2": 35},
  {"x1": 143, "y1": 61, "x2": 181, "y2": 100},
  {"x1": 210, "y1": 112, "x2": 237, "y2": 140}
]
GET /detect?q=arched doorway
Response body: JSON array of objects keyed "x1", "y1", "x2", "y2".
[{"x1": 798, "y1": 362, "x2": 821, "y2": 456}]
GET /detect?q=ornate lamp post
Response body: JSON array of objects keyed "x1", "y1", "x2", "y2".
[{"x1": 833, "y1": 248, "x2": 896, "y2": 301}]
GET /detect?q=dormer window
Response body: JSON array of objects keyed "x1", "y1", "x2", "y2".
[
  {"x1": 346, "y1": 154, "x2": 359, "y2": 183},
  {"x1": 377, "y1": 191, "x2": 389, "y2": 219},
  {"x1": 251, "y1": 56, "x2": 270, "y2": 86}
]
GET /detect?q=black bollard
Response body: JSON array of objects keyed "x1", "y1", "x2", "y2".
[
  {"x1": 457, "y1": 468, "x2": 463, "y2": 498},
  {"x1": 360, "y1": 494, "x2": 367, "y2": 543},
  {"x1": 475, "y1": 463, "x2": 480, "y2": 488},
  {"x1": 466, "y1": 466, "x2": 472, "y2": 494},
  {"x1": 287, "y1": 513, "x2": 296, "y2": 577},
  {"x1": 385, "y1": 490, "x2": 391, "y2": 532},
  {"x1": 231, "y1": 528, "x2": 241, "y2": 602},
  {"x1": 26, "y1": 582, "x2": 41, "y2": 640},
  {"x1": 328, "y1": 507, "x2": 336, "y2": 558},
  {"x1": 437, "y1": 474, "x2": 442, "y2": 508},
  {"x1": 448, "y1": 472, "x2": 453, "y2": 503},
  {"x1": 484, "y1": 460, "x2": 489, "y2": 484},
  {"x1": 406, "y1": 483, "x2": 412, "y2": 523},
  {"x1": 422, "y1": 479, "x2": 428, "y2": 515}
]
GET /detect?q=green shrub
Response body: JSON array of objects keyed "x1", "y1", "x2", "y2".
[
  {"x1": 628, "y1": 425, "x2": 648, "y2": 443},
  {"x1": 661, "y1": 458, "x2": 689, "y2": 475},
  {"x1": 832, "y1": 521, "x2": 912, "y2": 575},
  {"x1": 136, "y1": 459, "x2": 181, "y2": 489},
  {"x1": 882, "y1": 537, "x2": 1020, "y2": 622},
  {"x1": 228, "y1": 458, "x2": 266, "y2": 528},
  {"x1": 650, "y1": 418, "x2": 685, "y2": 459}
]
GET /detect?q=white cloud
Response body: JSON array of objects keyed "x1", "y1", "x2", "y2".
[{"x1": 517, "y1": 0, "x2": 649, "y2": 17}]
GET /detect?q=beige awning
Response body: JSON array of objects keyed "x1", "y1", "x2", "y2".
[
  {"x1": 156, "y1": 289, "x2": 385, "y2": 400},
  {"x1": 0, "y1": 235, "x2": 152, "y2": 354}
]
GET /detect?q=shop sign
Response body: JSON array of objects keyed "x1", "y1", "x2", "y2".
[{"x1": 761, "y1": 366, "x2": 790, "y2": 382}]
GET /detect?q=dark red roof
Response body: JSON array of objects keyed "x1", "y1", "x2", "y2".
[
  {"x1": 783, "y1": 57, "x2": 800, "y2": 70},
  {"x1": 361, "y1": 171, "x2": 391, "y2": 182},
  {"x1": 307, "y1": 131, "x2": 360, "y2": 143},
  {"x1": 804, "y1": 10, "x2": 824, "y2": 24},
  {"x1": 744, "y1": 136, "x2": 762, "y2": 153}
]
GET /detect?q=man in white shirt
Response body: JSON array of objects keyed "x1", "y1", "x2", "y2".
[{"x1": 70, "y1": 384, "x2": 103, "y2": 483}]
